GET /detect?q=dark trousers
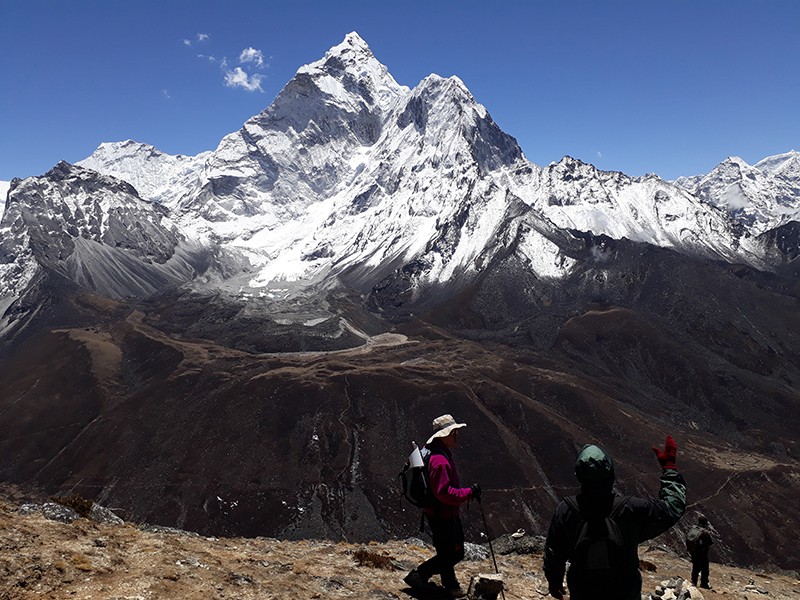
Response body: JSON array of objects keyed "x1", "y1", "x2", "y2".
[
  {"x1": 417, "y1": 514, "x2": 465, "y2": 588},
  {"x1": 691, "y1": 552, "x2": 710, "y2": 587}
]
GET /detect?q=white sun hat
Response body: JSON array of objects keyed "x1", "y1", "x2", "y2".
[{"x1": 426, "y1": 414, "x2": 467, "y2": 445}]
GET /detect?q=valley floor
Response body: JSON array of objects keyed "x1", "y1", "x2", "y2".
[{"x1": 0, "y1": 493, "x2": 797, "y2": 600}]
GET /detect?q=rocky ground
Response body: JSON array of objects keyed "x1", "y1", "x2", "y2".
[{"x1": 1, "y1": 491, "x2": 798, "y2": 600}]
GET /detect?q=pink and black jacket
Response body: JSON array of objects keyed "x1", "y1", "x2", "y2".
[{"x1": 424, "y1": 441, "x2": 474, "y2": 518}]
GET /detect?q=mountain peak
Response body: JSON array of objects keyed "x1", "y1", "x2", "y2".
[
  {"x1": 89, "y1": 140, "x2": 163, "y2": 161},
  {"x1": 419, "y1": 73, "x2": 472, "y2": 97},
  {"x1": 552, "y1": 155, "x2": 593, "y2": 171},
  {"x1": 722, "y1": 156, "x2": 749, "y2": 167},
  {"x1": 709, "y1": 156, "x2": 760, "y2": 180},
  {"x1": 292, "y1": 33, "x2": 407, "y2": 113},
  {"x1": 300, "y1": 32, "x2": 380, "y2": 75},
  {"x1": 338, "y1": 31, "x2": 371, "y2": 53},
  {"x1": 755, "y1": 150, "x2": 800, "y2": 182},
  {"x1": 97, "y1": 139, "x2": 157, "y2": 151}
]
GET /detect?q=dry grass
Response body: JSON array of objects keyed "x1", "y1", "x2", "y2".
[
  {"x1": 51, "y1": 494, "x2": 93, "y2": 518},
  {"x1": 2, "y1": 491, "x2": 799, "y2": 600},
  {"x1": 353, "y1": 547, "x2": 398, "y2": 570}
]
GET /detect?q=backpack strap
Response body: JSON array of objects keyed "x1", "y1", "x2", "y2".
[
  {"x1": 564, "y1": 495, "x2": 580, "y2": 515},
  {"x1": 609, "y1": 495, "x2": 629, "y2": 519}
]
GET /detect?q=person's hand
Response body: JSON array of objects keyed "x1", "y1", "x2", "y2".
[
  {"x1": 652, "y1": 435, "x2": 677, "y2": 470},
  {"x1": 470, "y1": 483, "x2": 481, "y2": 501},
  {"x1": 548, "y1": 584, "x2": 565, "y2": 599}
]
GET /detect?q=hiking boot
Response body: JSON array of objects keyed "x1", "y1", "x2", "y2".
[
  {"x1": 447, "y1": 585, "x2": 467, "y2": 598},
  {"x1": 403, "y1": 570, "x2": 437, "y2": 593}
]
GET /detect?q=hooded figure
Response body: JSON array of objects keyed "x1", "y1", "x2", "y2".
[
  {"x1": 543, "y1": 438, "x2": 686, "y2": 600},
  {"x1": 574, "y1": 444, "x2": 616, "y2": 491}
]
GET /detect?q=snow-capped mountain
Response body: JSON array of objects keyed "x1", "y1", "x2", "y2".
[
  {"x1": 0, "y1": 162, "x2": 211, "y2": 337},
  {"x1": 756, "y1": 150, "x2": 800, "y2": 182},
  {"x1": 2, "y1": 34, "x2": 800, "y2": 569},
  {"x1": 4, "y1": 32, "x2": 798, "y2": 331},
  {"x1": 523, "y1": 157, "x2": 763, "y2": 264},
  {"x1": 76, "y1": 33, "x2": 576, "y2": 295},
  {"x1": 673, "y1": 155, "x2": 800, "y2": 236},
  {"x1": 77, "y1": 140, "x2": 209, "y2": 208}
]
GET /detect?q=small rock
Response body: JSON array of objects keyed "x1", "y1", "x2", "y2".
[
  {"x1": 467, "y1": 573, "x2": 504, "y2": 600},
  {"x1": 685, "y1": 586, "x2": 704, "y2": 600},
  {"x1": 18, "y1": 503, "x2": 42, "y2": 515},
  {"x1": 176, "y1": 557, "x2": 203, "y2": 568},
  {"x1": 227, "y1": 572, "x2": 254, "y2": 586},
  {"x1": 464, "y1": 542, "x2": 490, "y2": 562},
  {"x1": 743, "y1": 585, "x2": 769, "y2": 594},
  {"x1": 665, "y1": 577, "x2": 685, "y2": 589}
]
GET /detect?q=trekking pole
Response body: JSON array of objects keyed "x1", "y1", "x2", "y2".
[{"x1": 477, "y1": 497, "x2": 507, "y2": 600}]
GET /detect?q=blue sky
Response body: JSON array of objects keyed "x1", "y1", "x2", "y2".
[{"x1": 1, "y1": 0, "x2": 798, "y2": 182}]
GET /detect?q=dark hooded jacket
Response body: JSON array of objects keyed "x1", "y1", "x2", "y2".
[{"x1": 543, "y1": 445, "x2": 686, "y2": 600}]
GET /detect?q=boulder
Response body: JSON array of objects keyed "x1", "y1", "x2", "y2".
[
  {"x1": 89, "y1": 503, "x2": 124, "y2": 525},
  {"x1": 41, "y1": 502, "x2": 79, "y2": 523}
]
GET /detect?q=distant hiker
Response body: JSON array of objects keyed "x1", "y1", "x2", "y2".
[
  {"x1": 543, "y1": 436, "x2": 686, "y2": 600},
  {"x1": 686, "y1": 515, "x2": 714, "y2": 589},
  {"x1": 403, "y1": 414, "x2": 481, "y2": 599}
]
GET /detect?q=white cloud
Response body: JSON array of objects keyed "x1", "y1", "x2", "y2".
[
  {"x1": 198, "y1": 54, "x2": 217, "y2": 63},
  {"x1": 184, "y1": 33, "x2": 208, "y2": 47},
  {"x1": 224, "y1": 67, "x2": 264, "y2": 92},
  {"x1": 162, "y1": 89, "x2": 172, "y2": 99},
  {"x1": 239, "y1": 47, "x2": 265, "y2": 67}
]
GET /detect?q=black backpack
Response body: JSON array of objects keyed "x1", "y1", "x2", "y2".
[
  {"x1": 399, "y1": 445, "x2": 432, "y2": 509},
  {"x1": 686, "y1": 525, "x2": 703, "y2": 553},
  {"x1": 564, "y1": 495, "x2": 630, "y2": 577}
]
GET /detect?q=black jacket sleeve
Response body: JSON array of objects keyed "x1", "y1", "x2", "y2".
[
  {"x1": 543, "y1": 501, "x2": 572, "y2": 591},
  {"x1": 628, "y1": 469, "x2": 687, "y2": 543}
]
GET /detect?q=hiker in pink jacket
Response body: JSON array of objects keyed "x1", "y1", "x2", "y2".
[{"x1": 404, "y1": 414, "x2": 480, "y2": 599}]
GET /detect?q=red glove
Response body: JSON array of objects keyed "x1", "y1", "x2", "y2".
[{"x1": 652, "y1": 435, "x2": 677, "y2": 470}]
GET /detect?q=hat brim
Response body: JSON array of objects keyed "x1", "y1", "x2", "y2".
[{"x1": 426, "y1": 422, "x2": 466, "y2": 445}]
